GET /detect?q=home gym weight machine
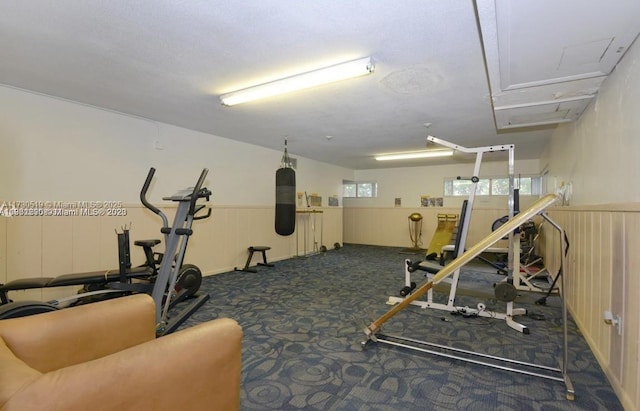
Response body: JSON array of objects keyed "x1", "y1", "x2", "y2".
[
  {"x1": 0, "y1": 168, "x2": 212, "y2": 336},
  {"x1": 363, "y1": 193, "x2": 575, "y2": 400},
  {"x1": 388, "y1": 136, "x2": 533, "y2": 333}
]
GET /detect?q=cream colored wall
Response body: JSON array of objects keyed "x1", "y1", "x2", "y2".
[
  {"x1": 1, "y1": 203, "x2": 342, "y2": 295},
  {"x1": 0, "y1": 86, "x2": 352, "y2": 205},
  {"x1": 0, "y1": 86, "x2": 349, "y2": 300},
  {"x1": 343, "y1": 159, "x2": 541, "y2": 247},
  {"x1": 347, "y1": 158, "x2": 541, "y2": 209},
  {"x1": 343, "y1": 206, "x2": 512, "y2": 250},
  {"x1": 540, "y1": 38, "x2": 640, "y2": 206},
  {"x1": 540, "y1": 38, "x2": 640, "y2": 411}
]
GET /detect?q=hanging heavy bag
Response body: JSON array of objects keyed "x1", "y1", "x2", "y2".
[{"x1": 275, "y1": 141, "x2": 296, "y2": 236}]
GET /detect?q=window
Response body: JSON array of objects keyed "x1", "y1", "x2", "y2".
[
  {"x1": 444, "y1": 179, "x2": 489, "y2": 196},
  {"x1": 343, "y1": 181, "x2": 377, "y2": 198},
  {"x1": 491, "y1": 178, "x2": 510, "y2": 195},
  {"x1": 444, "y1": 176, "x2": 540, "y2": 196}
]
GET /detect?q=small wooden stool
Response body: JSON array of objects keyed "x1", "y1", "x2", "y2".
[{"x1": 234, "y1": 246, "x2": 274, "y2": 273}]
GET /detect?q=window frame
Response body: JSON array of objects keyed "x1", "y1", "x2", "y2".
[
  {"x1": 443, "y1": 175, "x2": 540, "y2": 197},
  {"x1": 343, "y1": 180, "x2": 378, "y2": 198}
]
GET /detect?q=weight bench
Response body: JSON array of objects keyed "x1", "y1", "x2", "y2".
[
  {"x1": 234, "y1": 246, "x2": 274, "y2": 273},
  {"x1": 0, "y1": 267, "x2": 155, "y2": 304},
  {"x1": 440, "y1": 244, "x2": 509, "y2": 275}
]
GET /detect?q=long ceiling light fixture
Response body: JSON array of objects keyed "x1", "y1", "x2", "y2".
[
  {"x1": 375, "y1": 150, "x2": 454, "y2": 161},
  {"x1": 220, "y1": 57, "x2": 375, "y2": 106}
]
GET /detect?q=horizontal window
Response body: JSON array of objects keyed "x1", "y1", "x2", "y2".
[
  {"x1": 343, "y1": 181, "x2": 377, "y2": 198},
  {"x1": 444, "y1": 176, "x2": 540, "y2": 197}
]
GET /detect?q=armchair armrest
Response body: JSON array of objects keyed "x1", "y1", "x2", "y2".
[
  {"x1": 6, "y1": 318, "x2": 242, "y2": 411},
  {"x1": 0, "y1": 294, "x2": 156, "y2": 372}
]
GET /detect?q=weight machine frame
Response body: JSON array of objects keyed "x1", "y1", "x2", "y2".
[
  {"x1": 365, "y1": 194, "x2": 574, "y2": 400},
  {"x1": 388, "y1": 136, "x2": 531, "y2": 333}
]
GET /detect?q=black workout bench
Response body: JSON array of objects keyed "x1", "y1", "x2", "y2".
[
  {"x1": 234, "y1": 246, "x2": 274, "y2": 273},
  {"x1": 0, "y1": 267, "x2": 155, "y2": 304}
]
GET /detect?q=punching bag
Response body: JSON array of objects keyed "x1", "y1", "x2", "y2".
[{"x1": 275, "y1": 140, "x2": 296, "y2": 236}]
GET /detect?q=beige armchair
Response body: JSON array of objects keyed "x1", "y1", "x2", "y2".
[{"x1": 0, "y1": 294, "x2": 242, "y2": 411}]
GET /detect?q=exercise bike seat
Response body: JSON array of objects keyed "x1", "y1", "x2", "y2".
[{"x1": 134, "y1": 239, "x2": 161, "y2": 248}]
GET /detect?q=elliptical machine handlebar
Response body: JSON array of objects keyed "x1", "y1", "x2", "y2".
[
  {"x1": 140, "y1": 167, "x2": 159, "y2": 213},
  {"x1": 188, "y1": 169, "x2": 209, "y2": 217},
  {"x1": 140, "y1": 167, "x2": 211, "y2": 228},
  {"x1": 193, "y1": 204, "x2": 212, "y2": 220},
  {"x1": 140, "y1": 167, "x2": 169, "y2": 229}
]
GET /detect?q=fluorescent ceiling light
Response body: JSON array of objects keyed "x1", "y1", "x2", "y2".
[
  {"x1": 220, "y1": 57, "x2": 375, "y2": 106},
  {"x1": 375, "y1": 150, "x2": 454, "y2": 161}
]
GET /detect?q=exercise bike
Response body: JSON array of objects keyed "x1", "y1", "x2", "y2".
[{"x1": 0, "y1": 168, "x2": 212, "y2": 336}]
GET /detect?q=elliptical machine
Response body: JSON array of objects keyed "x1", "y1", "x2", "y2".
[{"x1": 0, "y1": 168, "x2": 212, "y2": 336}]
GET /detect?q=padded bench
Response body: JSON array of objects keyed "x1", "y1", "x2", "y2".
[
  {"x1": 406, "y1": 258, "x2": 444, "y2": 275},
  {"x1": 440, "y1": 244, "x2": 509, "y2": 274},
  {"x1": 0, "y1": 266, "x2": 155, "y2": 304},
  {"x1": 234, "y1": 246, "x2": 274, "y2": 273},
  {"x1": 0, "y1": 267, "x2": 154, "y2": 291}
]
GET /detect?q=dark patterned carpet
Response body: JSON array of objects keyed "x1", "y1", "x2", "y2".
[{"x1": 180, "y1": 244, "x2": 622, "y2": 411}]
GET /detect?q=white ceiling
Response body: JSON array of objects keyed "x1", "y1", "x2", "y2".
[{"x1": 1, "y1": 0, "x2": 638, "y2": 169}]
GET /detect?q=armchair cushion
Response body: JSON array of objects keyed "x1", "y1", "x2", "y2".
[{"x1": 0, "y1": 294, "x2": 242, "y2": 411}]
